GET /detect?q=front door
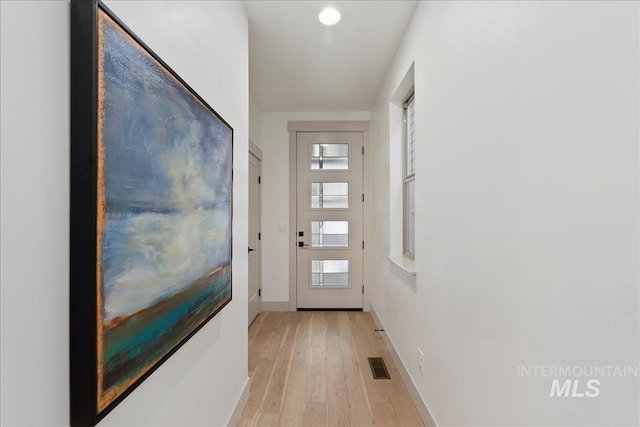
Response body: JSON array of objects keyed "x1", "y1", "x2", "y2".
[{"x1": 296, "y1": 132, "x2": 363, "y2": 309}]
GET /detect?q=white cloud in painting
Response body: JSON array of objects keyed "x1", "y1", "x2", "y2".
[
  {"x1": 162, "y1": 119, "x2": 219, "y2": 209},
  {"x1": 102, "y1": 207, "x2": 230, "y2": 321}
]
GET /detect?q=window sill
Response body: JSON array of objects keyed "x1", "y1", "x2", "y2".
[{"x1": 386, "y1": 255, "x2": 416, "y2": 287}]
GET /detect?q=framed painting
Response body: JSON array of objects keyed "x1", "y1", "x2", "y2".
[{"x1": 70, "y1": 1, "x2": 233, "y2": 424}]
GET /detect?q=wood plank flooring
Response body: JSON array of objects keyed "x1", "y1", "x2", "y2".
[{"x1": 238, "y1": 311, "x2": 424, "y2": 427}]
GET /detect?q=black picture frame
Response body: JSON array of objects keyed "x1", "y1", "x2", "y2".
[{"x1": 70, "y1": 1, "x2": 233, "y2": 425}]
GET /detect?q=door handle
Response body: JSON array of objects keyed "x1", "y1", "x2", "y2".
[
  {"x1": 298, "y1": 242, "x2": 310, "y2": 248},
  {"x1": 248, "y1": 247, "x2": 255, "y2": 252}
]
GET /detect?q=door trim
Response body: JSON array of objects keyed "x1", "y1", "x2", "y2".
[
  {"x1": 250, "y1": 139, "x2": 263, "y2": 161},
  {"x1": 249, "y1": 139, "x2": 262, "y2": 325},
  {"x1": 288, "y1": 121, "x2": 370, "y2": 312}
]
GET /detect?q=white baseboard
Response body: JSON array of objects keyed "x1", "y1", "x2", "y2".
[
  {"x1": 261, "y1": 301, "x2": 291, "y2": 312},
  {"x1": 369, "y1": 306, "x2": 437, "y2": 427},
  {"x1": 227, "y1": 376, "x2": 250, "y2": 427}
]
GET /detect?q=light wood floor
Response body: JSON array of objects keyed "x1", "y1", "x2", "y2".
[{"x1": 238, "y1": 311, "x2": 425, "y2": 427}]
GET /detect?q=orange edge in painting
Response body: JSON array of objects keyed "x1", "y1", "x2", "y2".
[{"x1": 96, "y1": 10, "x2": 106, "y2": 413}]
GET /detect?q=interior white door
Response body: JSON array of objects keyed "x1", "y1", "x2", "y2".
[
  {"x1": 248, "y1": 150, "x2": 261, "y2": 324},
  {"x1": 296, "y1": 132, "x2": 363, "y2": 309}
]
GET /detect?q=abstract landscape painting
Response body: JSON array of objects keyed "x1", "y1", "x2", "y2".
[{"x1": 95, "y1": 7, "x2": 233, "y2": 412}]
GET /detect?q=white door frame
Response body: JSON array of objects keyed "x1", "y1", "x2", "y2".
[
  {"x1": 288, "y1": 121, "x2": 370, "y2": 311},
  {"x1": 249, "y1": 139, "x2": 262, "y2": 324}
]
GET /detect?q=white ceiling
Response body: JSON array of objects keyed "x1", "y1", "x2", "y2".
[{"x1": 244, "y1": 1, "x2": 418, "y2": 112}]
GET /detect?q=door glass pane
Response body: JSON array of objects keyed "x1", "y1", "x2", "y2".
[
  {"x1": 311, "y1": 260, "x2": 349, "y2": 287},
  {"x1": 311, "y1": 221, "x2": 349, "y2": 247},
  {"x1": 311, "y1": 182, "x2": 349, "y2": 209},
  {"x1": 310, "y1": 143, "x2": 349, "y2": 170}
]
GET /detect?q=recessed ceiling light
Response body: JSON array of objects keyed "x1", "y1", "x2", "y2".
[{"x1": 319, "y1": 7, "x2": 341, "y2": 26}]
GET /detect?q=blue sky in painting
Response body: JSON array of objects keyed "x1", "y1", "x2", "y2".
[
  {"x1": 100, "y1": 18, "x2": 232, "y2": 321},
  {"x1": 102, "y1": 21, "x2": 231, "y2": 212}
]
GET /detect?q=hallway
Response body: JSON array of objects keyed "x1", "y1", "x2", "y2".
[
  {"x1": 1, "y1": 1, "x2": 638, "y2": 425},
  {"x1": 238, "y1": 312, "x2": 428, "y2": 427}
]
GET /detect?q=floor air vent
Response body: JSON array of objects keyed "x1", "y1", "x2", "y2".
[{"x1": 367, "y1": 357, "x2": 391, "y2": 379}]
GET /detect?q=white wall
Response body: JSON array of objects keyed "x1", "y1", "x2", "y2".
[
  {"x1": 0, "y1": 1, "x2": 249, "y2": 425},
  {"x1": 258, "y1": 111, "x2": 369, "y2": 303},
  {"x1": 249, "y1": 97, "x2": 261, "y2": 147},
  {"x1": 370, "y1": 1, "x2": 639, "y2": 426}
]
